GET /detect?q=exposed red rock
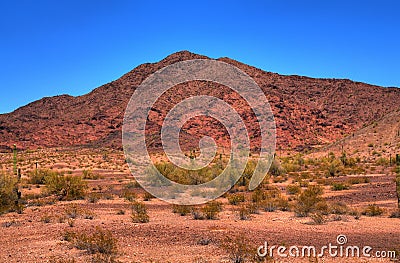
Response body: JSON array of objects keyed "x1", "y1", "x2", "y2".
[{"x1": 0, "y1": 51, "x2": 399, "y2": 153}]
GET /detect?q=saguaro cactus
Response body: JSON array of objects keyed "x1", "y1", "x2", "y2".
[
  {"x1": 396, "y1": 166, "x2": 400, "y2": 209},
  {"x1": 12, "y1": 144, "x2": 22, "y2": 213},
  {"x1": 13, "y1": 144, "x2": 17, "y2": 175}
]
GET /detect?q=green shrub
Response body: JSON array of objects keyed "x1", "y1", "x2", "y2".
[
  {"x1": 245, "y1": 202, "x2": 260, "y2": 214},
  {"x1": 82, "y1": 169, "x2": 101, "y2": 180},
  {"x1": 28, "y1": 169, "x2": 56, "y2": 185},
  {"x1": 221, "y1": 235, "x2": 264, "y2": 263},
  {"x1": 310, "y1": 213, "x2": 325, "y2": 225},
  {"x1": 376, "y1": 157, "x2": 390, "y2": 166},
  {"x1": 286, "y1": 184, "x2": 301, "y2": 195},
  {"x1": 389, "y1": 209, "x2": 400, "y2": 218},
  {"x1": 347, "y1": 177, "x2": 370, "y2": 185},
  {"x1": 227, "y1": 193, "x2": 245, "y2": 205},
  {"x1": 237, "y1": 204, "x2": 251, "y2": 220},
  {"x1": 0, "y1": 173, "x2": 19, "y2": 214},
  {"x1": 172, "y1": 204, "x2": 192, "y2": 216},
  {"x1": 191, "y1": 207, "x2": 205, "y2": 220},
  {"x1": 202, "y1": 201, "x2": 222, "y2": 220},
  {"x1": 269, "y1": 159, "x2": 286, "y2": 177},
  {"x1": 328, "y1": 202, "x2": 349, "y2": 215},
  {"x1": 131, "y1": 201, "x2": 149, "y2": 223},
  {"x1": 294, "y1": 185, "x2": 326, "y2": 217},
  {"x1": 41, "y1": 213, "x2": 52, "y2": 223},
  {"x1": 124, "y1": 181, "x2": 140, "y2": 189},
  {"x1": 325, "y1": 159, "x2": 344, "y2": 177},
  {"x1": 143, "y1": 191, "x2": 154, "y2": 201},
  {"x1": 121, "y1": 191, "x2": 137, "y2": 202},
  {"x1": 87, "y1": 192, "x2": 101, "y2": 203},
  {"x1": 64, "y1": 204, "x2": 81, "y2": 219},
  {"x1": 150, "y1": 161, "x2": 221, "y2": 185},
  {"x1": 251, "y1": 189, "x2": 266, "y2": 203},
  {"x1": 116, "y1": 209, "x2": 125, "y2": 215},
  {"x1": 282, "y1": 162, "x2": 302, "y2": 173},
  {"x1": 396, "y1": 167, "x2": 400, "y2": 209},
  {"x1": 44, "y1": 173, "x2": 87, "y2": 200},
  {"x1": 362, "y1": 204, "x2": 384, "y2": 216},
  {"x1": 68, "y1": 227, "x2": 118, "y2": 256},
  {"x1": 331, "y1": 182, "x2": 350, "y2": 191}
]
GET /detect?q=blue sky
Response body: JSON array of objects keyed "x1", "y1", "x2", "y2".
[{"x1": 0, "y1": 0, "x2": 399, "y2": 113}]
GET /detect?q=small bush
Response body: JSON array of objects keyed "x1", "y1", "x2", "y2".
[
  {"x1": 124, "y1": 181, "x2": 140, "y2": 189},
  {"x1": 325, "y1": 159, "x2": 344, "y2": 177},
  {"x1": 41, "y1": 213, "x2": 52, "y2": 223},
  {"x1": 251, "y1": 189, "x2": 265, "y2": 203},
  {"x1": 131, "y1": 201, "x2": 149, "y2": 223},
  {"x1": 362, "y1": 204, "x2": 384, "y2": 216},
  {"x1": 1, "y1": 219, "x2": 19, "y2": 228},
  {"x1": 0, "y1": 173, "x2": 19, "y2": 214},
  {"x1": 44, "y1": 173, "x2": 87, "y2": 201},
  {"x1": 286, "y1": 184, "x2": 301, "y2": 195},
  {"x1": 261, "y1": 199, "x2": 278, "y2": 212},
  {"x1": 237, "y1": 204, "x2": 251, "y2": 220},
  {"x1": 67, "y1": 218, "x2": 75, "y2": 227},
  {"x1": 269, "y1": 159, "x2": 286, "y2": 177},
  {"x1": 143, "y1": 191, "x2": 154, "y2": 201},
  {"x1": 65, "y1": 204, "x2": 81, "y2": 219},
  {"x1": 349, "y1": 209, "x2": 361, "y2": 220},
  {"x1": 294, "y1": 185, "x2": 326, "y2": 217},
  {"x1": 82, "y1": 169, "x2": 101, "y2": 180},
  {"x1": 221, "y1": 235, "x2": 264, "y2": 263},
  {"x1": 116, "y1": 209, "x2": 125, "y2": 215},
  {"x1": 227, "y1": 193, "x2": 245, "y2": 205},
  {"x1": 331, "y1": 182, "x2": 350, "y2": 191},
  {"x1": 245, "y1": 202, "x2": 260, "y2": 214},
  {"x1": 172, "y1": 204, "x2": 192, "y2": 216},
  {"x1": 389, "y1": 209, "x2": 400, "y2": 218},
  {"x1": 328, "y1": 202, "x2": 349, "y2": 215},
  {"x1": 28, "y1": 169, "x2": 55, "y2": 185},
  {"x1": 396, "y1": 168, "x2": 400, "y2": 209},
  {"x1": 87, "y1": 192, "x2": 101, "y2": 203},
  {"x1": 121, "y1": 191, "x2": 136, "y2": 202},
  {"x1": 191, "y1": 207, "x2": 205, "y2": 220},
  {"x1": 347, "y1": 177, "x2": 370, "y2": 185},
  {"x1": 202, "y1": 201, "x2": 222, "y2": 220},
  {"x1": 68, "y1": 227, "x2": 118, "y2": 256},
  {"x1": 310, "y1": 213, "x2": 325, "y2": 225}
]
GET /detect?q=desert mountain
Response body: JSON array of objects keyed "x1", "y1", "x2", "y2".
[
  {"x1": 320, "y1": 108, "x2": 400, "y2": 159},
  {"x1": 0, "y1": 51, "x2": 399, "y2": 155}
]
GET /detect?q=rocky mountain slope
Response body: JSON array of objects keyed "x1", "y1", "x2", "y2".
[
  {"x1": 319, "y1": 108, "x2": 400, "y2": 159},
  {"x1": 0, "y1": 51, "x2": 399, "y2": 153}
]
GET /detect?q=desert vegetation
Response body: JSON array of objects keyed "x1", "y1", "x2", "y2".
[{"x1": 1, "y1": 148, "x2": 400, "y2": 262}]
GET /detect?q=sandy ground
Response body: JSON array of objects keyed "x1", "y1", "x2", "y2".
[{"x1": 1, "y1": 149, "x2": 399, "y2": 262}]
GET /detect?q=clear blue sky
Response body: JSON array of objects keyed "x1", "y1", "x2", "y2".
[{"x1": 0, "y1": 0, "x2": 399, "y2": 114}]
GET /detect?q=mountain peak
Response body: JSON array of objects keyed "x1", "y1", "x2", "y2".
[
  {"x1": 1, "y1": 51, "x2": 400, "y2": 155},
  {"x1": 160, "y1": 50, "x2": 210, "y2": 64}
]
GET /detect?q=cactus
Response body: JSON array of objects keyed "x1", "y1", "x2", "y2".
[
  {"x1": 396, "y1": 166, "x2": 400, "y2": 209},
  {"x1": 13, "y1": 144, "x2": 17, "y2": 175},
  {"x1": 11, "y1": 144, "x2": 22, "y2": 213}
]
